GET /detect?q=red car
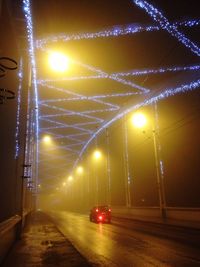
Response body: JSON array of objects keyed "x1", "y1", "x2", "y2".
[{"x1": 89, "y1": 205, "x2": 111, "y2": 223}]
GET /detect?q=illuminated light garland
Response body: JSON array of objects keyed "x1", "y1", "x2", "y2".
[
  {"x1": 40, "y1": 103, "x2": 104, "y2": 122},
  {"x1": 111, "y1": 64, "x2": 200, "y2": 77},
  {"x1": 15, "y1": 59, "x2": 23, "y2": 159},
  {"x1": 39, "y1": 81, "x2": 121, "y2": 109},
  {"x1": 40, "y1": 124, "x2": 92, "y2": 132},
  {"x1": 38, "y1": 64, "x2": 200, "y2": 84},
  {"x1": 38, "y1": 92, "x2": 139, "y2": 103},
  {"x1": 74, "y1": 78, "x2": 200, "y2": 169},
  {"x1": 74, "y1": 60, "x2": 150, "y2": 93},
  {"x1": 133, "y1": 0, "x2": 200, "y2": 56},
  {"x1": 23, "y1": 0, "x2": 39, "y2": 184},
  {"x1": 24, "y1": 80, "x2": 31, "y2": 180},
  {"x1": 35, "y1": 19, "x2": 200, "y2": 49},
  {"x1": 40, "y1": 118, "x2": 94, "y2": 134}
]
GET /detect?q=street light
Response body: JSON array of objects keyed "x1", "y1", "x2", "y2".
[
  {"x1": 68, "y1": 175, "x2": 73, "y2": 181},
  {"x1": 42, "y1": 135, "x2": 52, "y2": 144},
  {"x1": 132, "y1": 112, "x2": 147, "y2": 128},
  {"x1": 132, "y1": 111, "x2": 166, "y2": 219},
  {"x1": 93, "y1": 149, "x2": 102, "y2": 205},
  {"x1": 76, "y1": 166, "x2": 83, "y2": 175},
  {"x1": 93, "y1": 150, "x2": 102, "y2": 160},
  {"x1": 48, "y1": 51, "x2": 70, "y2": 72}
]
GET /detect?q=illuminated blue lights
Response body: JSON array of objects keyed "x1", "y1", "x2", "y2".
[
  {"x1": 74, "y1": 60, "x2": 150, "y2": 93},
  {"x1": 15, "y1": 59, "x2": 23, "y2": 159},
  {"x1": 23, "y1": 0, "x2": 39, "y2": 185},
  {"x1": 39, "y1": 64, "x2": 200, "y2": 84},
  {"x1": 133, "y1": 0, "x2": 200, "y2": 56},
  {"x1": 36, "y1": 19, "x2": 200, "y2": 50},
  {"x1": 38, "y1": 92, "x2": 139, "y2": 104}
]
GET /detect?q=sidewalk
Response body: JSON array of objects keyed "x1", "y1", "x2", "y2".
[{"x1": 1, "y1": 212, "x2": 91, "y2": 267}]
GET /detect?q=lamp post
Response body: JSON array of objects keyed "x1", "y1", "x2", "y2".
[
  {"x1": 93, "y1": 149, "x2": 102, "y2": 205},
  {"x1": 106, "y1": 128, "x2": 111, "y2": 206},
  {"x1": 132, "y1": 111, "x2": 166, "y2": 219}
]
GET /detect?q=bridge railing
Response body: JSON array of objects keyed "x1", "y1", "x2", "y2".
[
  {"x1": 0, "y1": 210, "x2": 31, "y2": 264},
  {"x1": 111, "y1": 206, "x2": 200, "y2": 228}
]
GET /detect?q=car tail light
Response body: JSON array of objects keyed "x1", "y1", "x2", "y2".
[
  {"x1": 108, "y1": 209, "x2": 111, "y2": 212},
  {"x1": 96, "y1": 208, "x2": 99, "y2": 212},
  {"x1": 98, "y1": 215, "x2": 103, "y2": 220}
]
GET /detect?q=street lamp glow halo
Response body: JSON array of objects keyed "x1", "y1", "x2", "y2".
[
  {"x1": 94, "y1": 150, "x2": 102, "y2": 160},
  {"x1": 77, "y1": 166, "x2": 83, "y2": 174},
  {"x1": 132, "y1": 112, "x2": 147, "y2": 128},
  {"x1": 48, "y1": 52, "x2": 70, "y2": 72},
  {"x1": 43, "y1": 135, "x2": 52, "y2": 144},
  {"x1": 68, "y1": 175, "x2": 73, "y2": 181}
]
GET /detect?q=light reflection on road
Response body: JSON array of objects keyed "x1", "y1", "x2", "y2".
[{"x1": 49, "y1": 211, "x2": 200, "y2": 267}]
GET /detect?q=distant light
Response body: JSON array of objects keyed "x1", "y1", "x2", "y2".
[
  {"x1": 94, "y1": 150, "x2": 102, "y2": 160},
  {"x1": 77, "y1": 166, "x2": 83, "y2": 174},
  {"x1": 68, "y1": 175, "x2": 73, "y2": 181},
  {"x1": 132, "y1": 112, "x2": 147, "y2": 128},
  {"x1": 96, "y1": 208, "x2": 99, "y2": 212},
  {"x1": 38, "y1": 184, "x2": 41, "y2": 188},
  {"x1": 49, "y1": 52, "x2": 69, "y2": 72},
  {"x1": 98, "y1": 215, "x2": 103, "y2": 220},
  {"x1": 62, "y1": 182, "x2": 66, "y2": 187},
  {"x1": 43, "y1": 135, "x2": 52, "y2": 144}
]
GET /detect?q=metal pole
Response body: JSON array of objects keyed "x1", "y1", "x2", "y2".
[
  {"x1": 106, "y1": 128, "x2": 111, "y2": 206},
  {"x1": 123, "y1": 116, "x2": 131, "y2": 207},
  {"x1": 152, "y1": 103, "x2": 166, "y2": 219}
]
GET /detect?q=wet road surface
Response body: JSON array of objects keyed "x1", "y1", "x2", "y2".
[{"x1": 49, "y1": 211, "x2": 200, "y2": 267}]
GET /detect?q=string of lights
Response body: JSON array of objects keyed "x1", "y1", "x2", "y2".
[
  {"x1": 23, "y1": 0, "x2": 39, "y2": 184},
  {"x1": 74, "y1": 60, "x2": 150, "y2": 93},
  {"x1": 35, "y1": 18, "x2": 200, "y2": 49},
  {"x1": 15, "y1": 59, "x2": 23, "y2": 159},
  {"x1": 133, "y1": 0, "x2": 200, "y2": 56},
  {"x1": 40, "y1": 102, "x2": 104, "y2": 122},
  {"x1": 39, "y1": 64, "x2": 200, "y2": 84},
  {"x1": 38, "y1": 92, "x2": 139, "y2": 104},
  {"x1": 39, "y1": 81, "x2": 122, "y2": 109}
]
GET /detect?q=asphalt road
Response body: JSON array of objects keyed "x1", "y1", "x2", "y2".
[{"x1": 49, "y1": 211, "x2": 200, "y2": 267}]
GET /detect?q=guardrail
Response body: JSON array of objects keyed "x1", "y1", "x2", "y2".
[
  {"x1": 111, "y1": 206, "x2": 200, "y2": 228},
  {"x1": 0, "y1": 211, "x2": 31, "y2": 264}
]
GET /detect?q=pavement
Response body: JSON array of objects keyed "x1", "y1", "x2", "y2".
[{"x1": 1, "y1": 211, "x2": 92, "y2": 267}]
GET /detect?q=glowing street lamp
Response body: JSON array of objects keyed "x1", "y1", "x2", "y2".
[
  {"x1": 132, "y1": 112, "x2": 147, "y2": 128},
  {"x1": 68, "y1": 175, "x2": 73, "y2": 181},
  {"x1": 77, "y1": 166, "x2": 83, "y2": 175},
  {"x1": 93, "y1": 150, "x2": 102, "y2": 160},
  {"x1": 48, "y1": 52, "x2": 70, "y2": 72},
  {"x1": 43, "y1": 135, "x2": 52, "y2": 144}
]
